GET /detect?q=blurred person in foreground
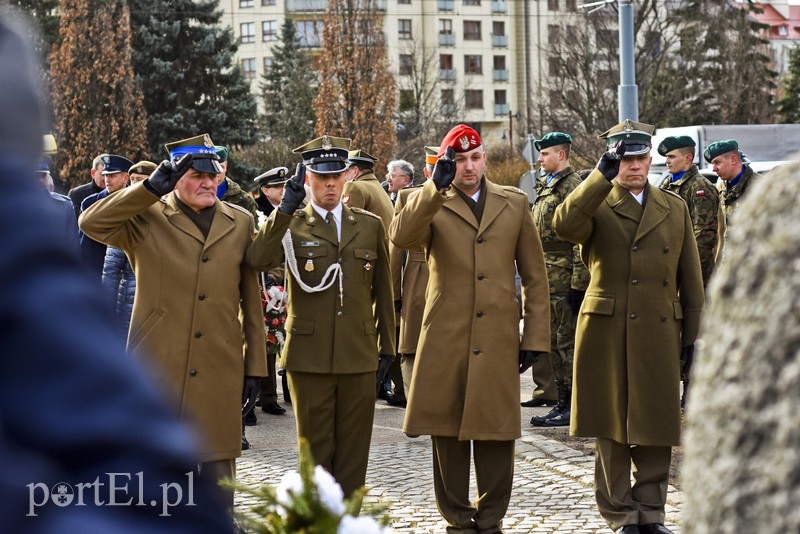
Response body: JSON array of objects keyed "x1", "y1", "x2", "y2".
[{"x1": 0, "y1": 13, "x2": 229, "y2": 532}]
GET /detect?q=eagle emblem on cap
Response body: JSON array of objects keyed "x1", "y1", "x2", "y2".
[
  {"x1": 322, "y1": 135, "x2": 332, "y2": 150},
  {"x1": 623, "y1": 119, "x2": 633, "y2": 133},
  {"x1": 203, "y1": 133, "x2": 213, "y2": 148},
  {"x1": 459, "y1": 135, "x2": 470, "y2": 150}
]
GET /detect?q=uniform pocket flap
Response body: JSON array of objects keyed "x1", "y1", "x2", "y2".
[
  {"x1": 583, "y1": 295, "x2": 615, "y2": 316},
  {"x1": 287, "y1": 317, "x2": 314, "y2": 335},
  {"x1": 296, "y1": 247, "x2": 328, "y2": 259},
  {"x1": 673, "y1": 301, "x2": 683, "y2": 320},
  {"x1": 354, "y1": 248, "x2": 378, "y2": 261}
]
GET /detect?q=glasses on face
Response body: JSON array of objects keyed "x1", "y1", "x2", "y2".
[{"x1": 387, "y1": 174, "x2": 409, "y2": 180}]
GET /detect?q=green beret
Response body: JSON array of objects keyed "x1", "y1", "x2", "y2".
[
  {"x1": 657, "y1": 135, "x2": 696, "y2": 156},
  {"x1": 704, "y1": 139, "x2": 739, "y2": 163},
  {"x1": 215, "y1": 145, "x2": 229, "y2": 163},
  {"x1": 535, "y1": 132, "x2": 572, "y2": 151}
]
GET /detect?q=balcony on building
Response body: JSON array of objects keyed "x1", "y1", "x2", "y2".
[
  {"x1": 494, "y1": 103, "x2": 509, "y2": 116},
  {"x1": 491, "y1": 0, "x2": 507, "y2": 13},
  {"x1": 438, "y1": 0, "x2": 455, "y2": 12},
  {"x1": 287, "y1": 0, "x2": 326, "y2": 11},
  {"x1": 298, "y1": 34, "x2": 321, "y2": 48},
  {"x1": 491, "y1": 33, "x2": 508, "y2": 47},
  {"x1": 438, "y1": 32, "x2": 455, "y2": 46},
  {"x1": 439, "y1": 69, "x2": 456, "y2": 81},
  {"x1": 493, "y1": 69, "x2": 509, "y2": 82}
]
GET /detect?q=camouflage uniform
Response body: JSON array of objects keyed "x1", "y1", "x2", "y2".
[
  {"x1": 531, "y1": 166, "x2": 587, "y2": 388},
  {"x1": 220, "y1": 176, "x2": 258, "y2": 220},
  {"x1": 718, "y1": 165, "x2": 762, "y2": 230},
  {"x1": 659, "y1": 164, "x2": 719, "y2": 286}
]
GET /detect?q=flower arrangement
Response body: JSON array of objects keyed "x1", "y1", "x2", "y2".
[
  {"x1": 234, "y1": 439, "x2": 393, "y2": 533},
  {"x1": 261, "y1": 279, "x2": 288, "y2": 353}
]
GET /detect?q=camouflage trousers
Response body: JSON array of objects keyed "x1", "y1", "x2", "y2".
[{"x1": 547, "y1": 293, "x2": 577, "y2": 387}]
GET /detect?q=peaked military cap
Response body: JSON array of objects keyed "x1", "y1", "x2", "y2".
[
  {"x1": 424, "y1": 145, "x2": 438, "y2": 166},
  {"x1": 704, "y1": 139, "x2": 739, "y2": 163},
  {"x1": 535, "y1": 132, "x2": 572, "y2": 151},
  {"x1": 214, "y1": 145, "x2": 229, "y2": 163},
  {"x1": 348, "y1": 149, "x2": 377, "y2": 170},
  {"x1": 164, "y1": 133, "x2": 223, "y2": 174},
  {"x1": 657, "y1": 135, "x2": 696, "y2": 156},
  {"x1": 254, "y1": 166, "x2": 289, "y2": 187},
  {"x1": 100, "y1": 154, "x2": 135, "y2": 175},
  {"x1": 37, "y1": 157, "x2": 50, "y2": 174},
  {"x1": 128, "y1": 160, "x2": 157, "y2": 176},
  {"x1": 598, "y1": 119, "x2": 656, "y2": 157},
  {"x1": 293, "y1": 135, "x2": 351, "y2": 175}
]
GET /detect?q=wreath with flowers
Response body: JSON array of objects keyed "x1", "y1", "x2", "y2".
[{"x1": 261, "y1": 273, "x2": 288, "y2": 353}]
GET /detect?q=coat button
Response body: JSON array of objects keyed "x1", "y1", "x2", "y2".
[
  {"x1": 201, "y1": 255, "x2": 209, "y2": 262},
  {"x1": 661, "y1": 316, "x2": 667, "y2": 322},
  {"x1": 337, "y1": 311, "x2": 343, "y2": 317},
  {"x1": 472, "y1": 348, "x2": 480, "y2": 354},
  {"x1": 477, "y1": 236, "x2": 483, "y2": 243},
  {"x1": 477, "y1": 274, "x2": 485, "y2": 280},
  {"x1": 663, "y1": 280, "x2": 669, "y2": 286},
  {"x1": 631, "y1": 279, "x2": 638, "y2": 285},
  {"x1": 629, "y1": 313, "x2": 637, "y2": 320},
  {"x1": 476, "y1": 311, "x2": 484, "y2": 317},
  {"x1": 189, "y1": 369, "x2": 198, "y2": 376},
  {"x1": 632, "y1": 245, "x2": 639, "y2": 252},
  {"x1": 663, "y1": 246, "x2": 670, "y2": 253},
  {"x1": 198, "y1": 293, "x2": 206, "y2": 300},
  {"x1": 308, "y1": 252, "x2": 313, "y2": 257},
  {"x1": 194, "y1": 331, "x2": 202, "y2": 338}
]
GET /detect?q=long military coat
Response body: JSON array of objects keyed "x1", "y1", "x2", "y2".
[
  {"x1": 342, "y1": 172, "x2": 394, "y2": 232},
  {"x1": 552, "y1": 170, "x2": 704, "y2": 446},
  {"x1": 246, "y1": 203, "x2": 395, "y2": 373},
  {"x1": 79, "y1": 183, "x2": 267, "y2": 462},
  {"x1": 389, "y1": 186, "x2": 429, "y2": 354},
  {"x1": 389, "y1": 179, "x2": 550, "y2": 440}
]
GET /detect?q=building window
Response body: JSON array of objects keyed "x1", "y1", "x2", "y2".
[
  {"x1": 296, "y1": 20, "x2": 323, "y2": 47},
  {"x1": 465, "y1": 89, "x2": 483, "y2": 109},
  {"x1": 440, "y1": 54, "x2": 453, "y2": 70},
  {"x1": 440, "y1": 19, "x2": 452, "y2": 34},
  {"x1": 463, "y1": 20, "x2": 481, "y2": 40},
  {"x1": 240, "y1": 22, "x2": 255, "y2": 44},
  {"x1": 493, "y1": 55, "x2": 506, "y2": 70},
  {"x1": 597, "y1": 29, "x2": 619, "y2": 49},
  {"x1": 263, "y1": 57, "x2": 272, "y2": 74},
  {"x1": 399, "y1": 0, "x2": 412, "y2": 3},
  {"x1": 549, "y1": 89, "x2": 563, "y2": 108},
  {"x1": 262, "y1": 0, "x2": 276, "y2": 4},
  {"x1": 548, "y1": 25, "x2": 561, "y2": 44},
  {"x1": 464, "y1": 55, "x2": 482, "y2": 74},
  {"x1": 441, "y1": 88, "x2": 455, "y2": 106},
  {"x1": 463, "y1": 0, "x2": 481, "y2": 5},
  {"x1": 241, "y1": 58, "x2": 256, "y2": 79},
  {"x1": 263, "y1": 20, "x2": 277, "y2": 41},
  {"x1": 240, "y1": 0, "x2": 254, "y2": 6},
  {"x1": 492, "y1": 21, "x2": 505, "y2": 36},
  {"x1": 399, "y1": 19, "x2": 412, "y2": 40},
  {"x1": 566, "y1": 0, "x2": 577, "y2": 10},
  {"x1": 548, "y1": 0, "x2": 559, "y2": 10},
  {"x1": 495, "y1": 89, "x2": 507, "y2": 105},
  {"x1": 399, "y1": 54, "x2": 413, "y2": 75}
]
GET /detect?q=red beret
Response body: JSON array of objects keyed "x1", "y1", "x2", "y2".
[{"x1": 437, "y1": 124, "x2": 481, "y2": 158}]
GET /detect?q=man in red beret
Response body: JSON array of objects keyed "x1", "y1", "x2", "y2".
[{"x1": 390, "y1": 124, "x2": 550, "y2": 532}]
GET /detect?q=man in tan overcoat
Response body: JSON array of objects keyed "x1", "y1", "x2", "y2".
[
  {"x1": 390, "y1": 125, "x2": 550, "y2": 533},
  {"x1": 79, "y1": 134, "x2": 267, "y2": 514},
  {"x1": 553, "y1": 120, "x2": 704, "y2": 534}
]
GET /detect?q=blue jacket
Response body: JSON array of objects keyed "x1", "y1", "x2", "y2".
[{"x1": 101, "y1": 246, "x2": 136, "y2": 334}]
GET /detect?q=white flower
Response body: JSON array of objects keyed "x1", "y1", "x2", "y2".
[
  {"x1": 313, "y1": 465, "x2": 345, "y2": 515},
  {"x1": 337, "y1": 514, "x2": 391, "y2": 534},
  {"x1": 275, "y1": 470, "x2": 303, "y2": 516}
]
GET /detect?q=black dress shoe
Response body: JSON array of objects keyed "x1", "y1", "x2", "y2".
[
  {"x1": 241, "y1": 430, "x2": 250, "y2": 451},
  {"x1": 639, "y1": 524, "x2": 673, "y2": 534},
  {"x1": 244, "y1": 410, "x2": 257, "y2": 426},
  {"x1": 386, "y1": 396, "x2": 407, "y2": 407},
  {"x1": 617, "y1": 526, "x2": 638, "y2": 533},
  {"x1": 262, "y1": 401, "x2": 286, "y2": 415},
  {"x1": 521, "y1": 397, "x2": 557, "y2": 407}
]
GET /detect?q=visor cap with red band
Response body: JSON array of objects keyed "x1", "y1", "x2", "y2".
[{"x1": 437, "y1": 124, "x2": 482, "y2": 158}]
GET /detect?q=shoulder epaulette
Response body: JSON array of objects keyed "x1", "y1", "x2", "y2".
[
  {"x1": 660, "y1": 188, "x2": 683, "y2": 201},
  {"x1": 502, "y1": 185, "x2": 526, "y2": 196},
  {"x1": 223, "y1": 201, "x2": 254, "y2": 218},
  {"x1": 350, "y1": 206, "x2": 381, "y2": 219}
]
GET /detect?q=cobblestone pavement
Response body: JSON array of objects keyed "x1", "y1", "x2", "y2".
[{"x1": 236, "y1": 377, "x2": 683, "y2": 533}]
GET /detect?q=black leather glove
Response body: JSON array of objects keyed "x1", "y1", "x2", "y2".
[
  {"x1": 680, "y1": 344, "x2": 694, "y2": 379},
  {"x1": 431, "y1": 146, "x2": 456, "y2": 191},
  {"x1": 376, "y1": 354, "x2": 394, "y2": 396},
  {"x1": 566, "y1": 289, "x2": 585, "y2": 316},
  {"x1": 278, "y1": 163, "x2": 307, "y2": 215},
  {"x1": 144, "y1": 154, "x2": 193, "y2": 196},
  {"x1": 394, "y1": 299, "x2": 402, "y2": 314},
  {"x1": 519, "y1": 350, "x2": 542, "y2": 374},
  {"x1": 242, "y1": 375, "x2": 261, "y2": 416},
  {"x1": 597, "y1": 142, "x2": 626, "y2": 181}
]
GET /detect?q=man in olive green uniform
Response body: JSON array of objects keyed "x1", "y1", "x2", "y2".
[
  {"x1": 553, "y1": 120, "x2": 704, "y2": 534},
  {"x1": 658, "y1": 136, "x2": 720, "y2": 409},
  {"x1": 529, "y1": 132, "x2": 588, "y2": 428},
  {"x1": 246, "y1": 136, "x2": 395, "y2": 497},
  {"x1": 214, "y1": 145, "x2": 258, "y2": 219},
  {"x1": 704, "y1": 139, "x2": 763, "y2": 257}
]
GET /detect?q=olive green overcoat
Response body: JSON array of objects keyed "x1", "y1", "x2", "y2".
[
  {"x1": 390, "y1": 179, "x2": 550, "y2": 440},
  {"x1": 553, "y1": 170, "x2": 705, "y2": 446},
  {"x1": 79, "y1": 183, "x2": 267, "y2": 462},
  {"x1": 342, "y1": 172, "x2": 394, "y2": 232}
]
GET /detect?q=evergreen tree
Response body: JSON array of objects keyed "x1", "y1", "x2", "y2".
[
  {"x1": 129, "y1": 0, "x2": 258, "y2": 162},
  {"x1": 315, "y1": 0, "x2": 396, "y2": 164},
  {"x1": 10, "y1": 0, "x2": 60, "y2": 67},
  {"x1": 261, "y1": 19, "x2": 317, "y2": 148},
  {"x1": 50, "y1": 0, "x2": 148, "y2": 187},
  {"x1": 778, "y1": 45, "x2": 800, "y2": 123}
]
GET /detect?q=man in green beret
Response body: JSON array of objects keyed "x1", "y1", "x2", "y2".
[
  {"x1": 704, "y1": 139, "x2": 763, "y2": 255},
  {"x1": 527, "y1": 132, "x2": 589, "y2": 428},
  {"x1": 214, "y1": 144, "x2": 259, "y2": 220}
]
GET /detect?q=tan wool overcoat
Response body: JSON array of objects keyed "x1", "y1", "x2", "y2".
[
  {"x1": 553, "y1": 170, "x2": 705, "y2": 446},
  {"x1": 390, "y1": 179, "x2": 550, "y2": 440},
  {"x1": 79, "y1": 183, "x2": 267, "y2": 461},
  {"x1": 342, "y1": 172, "x2": 394, "y2": 232}
]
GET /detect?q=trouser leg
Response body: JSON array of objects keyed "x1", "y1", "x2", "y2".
[
  {"x1": 331, "y1": 372, "x2": 375, "y2": 498},
  {"x1": 259, "y1": 350, "x2": 278, "y2": 404},
  {"x1": 631, "y1": 445, "x2": 671, "y2": 525},
  {"x1": 595, "y1": 437, "x2": 638, "y2": 530},
  {"x1": 199, "y1": 458, "x2": 236, "y2": 516},
  {"x1": 432, "y1": 435, "x2": 477, "y2": 532},
  {"x1": 473, "y1": 440, "x2": 514, "y2": 533}
]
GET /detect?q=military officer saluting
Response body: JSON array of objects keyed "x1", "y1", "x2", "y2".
[{"x1": 246, "y1": 135, "x2": 395, "y2": 498}]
